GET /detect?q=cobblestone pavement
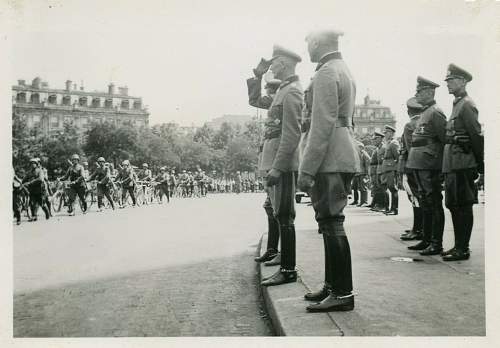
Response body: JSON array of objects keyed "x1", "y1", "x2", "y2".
[{"x1": 14, "y1": 193, "x2": 274, "y2": 337}]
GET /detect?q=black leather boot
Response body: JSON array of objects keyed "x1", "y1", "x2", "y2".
[
  {"x1": 304, "y1": 285, "x2": 330, "y2": 302},
  {"x1": 306, "y1": 292, "x2": 354, "y2": 312},
  {"x1": 305, "y1": 235, "x2": 332, "y2": 302},
  {"x1": 408, "y1": 208, "x2": 432, "y2": 250},
  {"x1": 260, "y1": 268, "x2": 297, "y2": 287},
  {"x1": 255, "y1": 248, "x2": 278, "y2": 263},
  {"x1": 385, "y1": 191, "x2": 398, "y2": 215},
  {"x1": 264, "y1": 252, "x2": 281, "y2": 266},
  {"x1": 280, "y1": 224, "x2": 296, "y2": 271}
]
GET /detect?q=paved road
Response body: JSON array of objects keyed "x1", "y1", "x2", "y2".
[{"x1": 13, "y1": 193, "x2": 274, "y2": 337}]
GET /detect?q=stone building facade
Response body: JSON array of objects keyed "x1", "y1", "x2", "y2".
[
  {"x1": 12, "y1": 77, "x2": 149, "y2": 137},
  {"x1": 353, "y1": 95, "x2": 396, "y2": 135}
]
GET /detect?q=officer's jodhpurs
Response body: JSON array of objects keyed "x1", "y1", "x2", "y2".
[
  {"x1": 268, "y1": 172, "x2": 296, "y2": 270},
  {"x1": 310, "y1": 172, "x2": 355, "y2": 295},
  {"x1": 263, "y1": 192, "x2": 279, "y2": 252},
  {"x1": 413, "y1": 170, "x2": 444, "y2": 246},
  {"x1": 444, "y1": 169, "x2": 478, "y2": 251}
]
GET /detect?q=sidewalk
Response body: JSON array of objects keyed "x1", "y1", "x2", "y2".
[{"x1": 258, "y1": 197, "x2": 485, "y2": 336}]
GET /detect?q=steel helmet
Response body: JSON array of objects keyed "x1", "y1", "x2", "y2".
[
  {"x1": 122, "y1": 159, "x2": 130, "y2": 166},
  {"x1": 160, "y1": 166, "x2": 166, "y2": 171},
  {"x1": 97, "y1": 157, "x2": 105, "y2": 162},
  {"x1": 142, "y1": 163, "x2": 148, "y2": 168},
  {"x1": 71, "y1": 154, "x2": 80, "y2": 160}
]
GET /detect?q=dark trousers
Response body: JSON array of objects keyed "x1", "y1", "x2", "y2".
[
  {"x1": 352, "y1": 174, "x2": 368, "y2": 204},
  {"x1": 97, "y1": 184, "x2": 114, "y2": 209},
  {"x1": 268, "y1": 171, "x2": 296, "y2": 270},
  {"x1": 445, "y1": 169, "x2": 478, "y2": 251},
  {"x1": 121, "y1": 184, "x2": 136, "y2": 206},
  {"x1": 68, "y1": 184, "x2": 87, "y2": 212},
  {"x1": 28, "y1": 189, "x2": 50, "y2": 219},
  {"x1": 403, "y1": 172, "x2": 423, "y2": 232},
  {"x1": 413, "y1": 170, "x2": 444, "y2": 246},
  {"x1": 310, "y1": 172, "x2": 355, "y2": 295},
  {"x1": 158, "y1": 183, "x2": 170, "y2": 202},
  {"x1": 381, "y1": 171, "x2": 398, "y2": 211},
  {"x1": 13, "y1": 190, "x2": 21, "y2": 222}
]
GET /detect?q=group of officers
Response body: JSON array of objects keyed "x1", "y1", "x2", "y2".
[
  {"x1": 247, "y1": 29, "x2": 483, "y2": 313},
  {"x1": 13, "y1": 155, "x2": 217, "y2": 224}
]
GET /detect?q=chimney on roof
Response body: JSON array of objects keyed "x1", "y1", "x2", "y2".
[
  {"x1": 66, "y1": 80, "x2": 72, "y2": 91},
  {"x1": 108, "y1": 83, "x2": 115, "y2": 95},
  {"x1": 118, "y1": 86, "x2": 129, "y2": 96},
  {"x1": 32, "y1": 77, "x2": 41, "y2": 89},
  {"x1": 18, "y1": 79, "x2": 26, "y2": 86}
]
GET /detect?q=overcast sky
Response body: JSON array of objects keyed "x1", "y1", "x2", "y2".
[{"x1": 5, "y1": 0, "x2": 499, "y2": 132}]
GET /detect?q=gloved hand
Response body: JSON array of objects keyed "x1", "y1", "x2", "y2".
[
  {"x1": 477, "y1": 160, "x2": 484, "y2": 175},
  {"x1": 253, "y1": 58, "x2": 271, "y2": 78},
  {"x1": 265, "y1": 168, "x2": 281, "y2": 187},
  {"x1": 298, "y1": 172, "x2": 314, "y2": 193}
]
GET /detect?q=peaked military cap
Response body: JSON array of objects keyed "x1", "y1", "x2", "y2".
[
  {"x1": 270, "y1": 45, "x2": 302, "y2": 62},
  {"x1": 445, "y1": 63, "x2": 472, "y2": 82},
  {"x1": 416, "y1": 76, "x2": 440, "y2": 91},
  {"x1": 406, "y1": 97, "x2": 424, "y2": 110},
  {"x1": 373, "y1": 131, "x2": 384, "y2": 138},
  {"x1": 384, "y1": 125, "x2": 396, "y2": 133}
]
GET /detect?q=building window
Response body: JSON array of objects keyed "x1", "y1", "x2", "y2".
[
  {"x1": 30, "y1": 93, "x2": 40, "y2": 104},
  {"x1": 121, "y1": 99, "x2": 129, "y2": 109},
  {"x1": 105, "y1": 99, "x2": 113, "y2": 108},
  {"x1": 48, "y1": 95, "x2": 57, "y2": 104},
  {"x1": 362, "y1": 127, "x2": 368, "y2": 133},
  {"x1": 80, "y1": 117, "x2": 88, "y2": 127},
  {"x1": 92, "y1": 97, "x2": 101, "y2": 108},
  {"x1": 64, "y1": 116, "x2": 73, "y2": 124},
  {"x1": 50, "y1": 116, "x2": 59, "y2": 128},
  {"x1": 94, "y1": 117, "x2": 102, "y2": 123},
  {"x1": 32, "y1": 115, "x2": 41, "y2": 127},
  {"x1": 62, "y1": 96, "x2": 71, "y2": 106},
  {"x1": 16, "y1": 92, "x2": 27, "y2": 103},
  {"x1": 79, "y1": 96, "x2": 87, "y2": 107},
  {"x1": 133, "y1": 100, "x2": 142, "y2": 110}
]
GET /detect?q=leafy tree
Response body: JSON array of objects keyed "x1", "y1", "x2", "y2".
[
  {"x1": 193, "y1": 123, "x2": 215, "y2": 146},
  {"x1": 211, "y1": 122, "x2": 237, "y2": 150},
  {"x1": 225, "y1": 137, "x2": 257, "y2": 173}
]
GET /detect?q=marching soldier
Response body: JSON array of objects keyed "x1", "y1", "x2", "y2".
[
  {"x1": 380, "y1": 125, "x2": 400, "y2": 215},
  {"x1": 59, "y1": 154, "x2": 87, "y2": 216},
  {"x1": 88, "y1": 157, "x2": 115, "y2": 211},
  {"x1": 117, "y1": 159, "x2": 137, "y2": 207},
  {"x1": 298, "y1": 29, "x2": 360, "y2": 312},
  {"x1": 441, "y1": 64, "x2": 483, "y2": 261},
  {"x1": 400, "y1": 97, "x2": 425, "y2": 241},
  {"x1": 13, "y1": 169, "x2": 24, "y2": 225},
  {"x1": 406, "y1": 77, "x2": 447, "y2": 255},
  {"x1": 24, "y1": 158, "x2": 50, "y2": 221},
  {"x1": 37, "y1": 158, "x2": 53, "y2": 217},
  {"x1": 138, "y1": 163, "x2": 153, "y2": 202},
  {"x1": 247, "y1": 58, "x2": 282, "y2": 263},
  {"x1": 368, "y1": 132, "x2": 384, "y2": 209},
  {"x1": 260, "y1": 44, "x2": 303, "y2": 287},
  {"x1": 154, "y1": 167, "x2": 170, "y2": 203}
]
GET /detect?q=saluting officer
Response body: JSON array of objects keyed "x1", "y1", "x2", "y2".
[
  {"x1": 380, "y1": 125, "x2": 400, "y2": 215},
  {"x1": 441, "y1": 64, "x2": 483, "y2": 261},
  {"x1": 88, "y1": 157, "x2": 115, "y2": 211},
  {"x1": 368, "y1": 131, "x2": 384, "y2": 209},
  {"x1": 59, "y1": 154, "x2": 87, "y2": 216},
  {"x1": 406, "y1": 77, "x2": 447, "y2": 255},
  {"x1": 260, "y1": 44, "x2": 303, "y2": 287},
  {"x1": 247, "y1": 58, "x2": 282, "y2": 264},
  {"x1": 298, "y1": 29, "x2": 360, "y2": 312},
  {"x1": 400, "y1": 97, "x2": 425, "y2": 241}
]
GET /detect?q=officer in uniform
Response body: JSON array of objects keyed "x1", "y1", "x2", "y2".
[
  {"x1": 368, "y1": 132, "x2": 384, "y2": 209},
  {"x1": 247, "y1": 58, "x2": 282, "y2": 263},
  {"x1": 298, "y1": 29, "x2": 360, "y2": 312},
  {"x1": 406, "y1": 77, "x2": 447, "y2": 255},
  {"x1": 59, "y1": 154, "x2": 87, "y2": 216},
  {"x1": 441, "y1": 64, "x2": 483, "y2": 261},
  {"x1": 380, "y1": 125, "x2": 400, "y2": 215},
  {"x1": 260, "y1": 44, "x2": 303, "y2": 287},
  {"x1": 400, "y1": 97, "x2": 425, "y2": 241},
  {"x1": 88, "y1": 157, "x2": 115, "y2": 211},
  {"x1": 374, "y1": 132, "x2": 389, "y2": 212},
  {"x1": 351, "y1": 142, "x2": 370, "y2": 206},
  {"x1": 117, "y1": 159, "x2": 137, "y2": 207}
]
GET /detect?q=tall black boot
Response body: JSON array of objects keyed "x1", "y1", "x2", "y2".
[
  {"x1": 442, "y1": 207, "x2": 461, "y2": 256},
  {"x1": 261, "y1": 224, "x2": 296, "y2": 287},
  {"x1": 414, "y1": 207, "x2": 423, "y2": 232},
  {"x1": 256, "y1": 208, "x2": 280, "y2": 262},
  {"x1": 386, "y1": 190, "x2": 398, "y2": 215},
  {"x1": 443, "y1": 205, "x2": 471, "y2": 261},
  {"x1": 461, "y1": 205, "x2": 474, "y2": 252},
  {"x1": 359, "y1": 190, "x2": 368, "y2": 206},
  {"x1": 305, "y1": 234, "x2": 331, "y2": 302},
  {"x1": 420, "y1": 204, "x2": 444, "y2": 255},
  {"x1": 350, "y1": 190, "x2": 359, "y2": 205},
  {"x1": 307, "y1": 224, "x2": 354, "y2": 312},
  {"x1": 408, "y1": 208, "x2": 432, "y2": 250}
]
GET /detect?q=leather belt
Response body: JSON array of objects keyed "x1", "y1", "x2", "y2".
[
  {"x1": 336, "y1": 117, "x2": 352, "y2": 128},
  {"x1": 264, "y1": 130, "x2": 281, "y2": 140}
]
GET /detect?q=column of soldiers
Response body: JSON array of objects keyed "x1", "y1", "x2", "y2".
[{"x1": 249, "y1": 28, "x2": 484, "y2": 313}]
